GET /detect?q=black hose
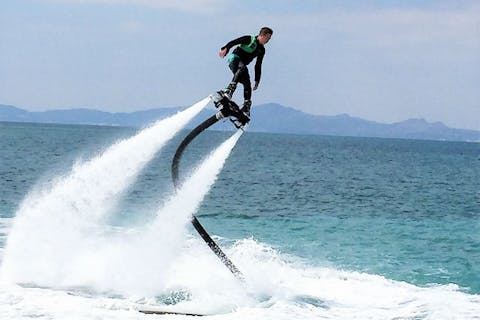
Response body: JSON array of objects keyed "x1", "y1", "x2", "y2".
[{"x1": 171, "y1": 113, "x2": 244, "y2": 280}]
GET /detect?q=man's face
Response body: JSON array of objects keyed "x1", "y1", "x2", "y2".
[{"x1": 258, "y1": 33, "x2": 272, "y2": 45}]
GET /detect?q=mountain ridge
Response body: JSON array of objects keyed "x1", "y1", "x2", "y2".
[{"x1": 1, "y1": 103, "x2": 478, "y2": 142}]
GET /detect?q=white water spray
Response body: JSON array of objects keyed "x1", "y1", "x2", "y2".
[
  {"x1": 59, "y1": 129, "x2": 244, "y2": 296},
  {"x1": 1, "y1": 97, "x2": 210, "y2": 285},
  {"x1": 151, "y1": 128, "x2": 244, "y2": 229}
]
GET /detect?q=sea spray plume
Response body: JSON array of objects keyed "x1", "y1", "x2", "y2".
[
  {"x1": 85, "y1": 130, "x2": 243, "y2": 295},
  {"x1": 0, "y1": 97, "x2": 210, "y2": 285},
  {"x1": 97, "y1": 130, "x2": 246, "y2": 295},
  {"x1": 0, "y1": 129, "x2": 245, "y2": 296}
]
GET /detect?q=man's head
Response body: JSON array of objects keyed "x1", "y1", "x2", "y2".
[{"x1": 257, "y1": 27, "x2": 273, "y2": 45}]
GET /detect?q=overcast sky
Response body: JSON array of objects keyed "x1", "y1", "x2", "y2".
[{"x1": 1, "y1": 0, "x2": 479, "y2": 130}]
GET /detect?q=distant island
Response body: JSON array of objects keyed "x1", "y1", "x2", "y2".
[{"x1": 1, "y1": 103, "x2": 478, "y2": 142}]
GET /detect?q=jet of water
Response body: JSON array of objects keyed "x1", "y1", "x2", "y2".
[{"x1": 1, "y1": 97, "x2": 210, "y2": 285}]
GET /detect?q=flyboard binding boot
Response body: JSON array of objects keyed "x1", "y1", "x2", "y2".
[{"x1": 212, "y1": 87, "x2": 250, "y2": 129}]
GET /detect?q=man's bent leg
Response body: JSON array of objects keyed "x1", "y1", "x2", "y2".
[
  {"x1": 223, "y1": 60, "x2": 249, "y2": 99},
  {"x1": 219, "y1": 59, "x2": 239, "y2": 99}
]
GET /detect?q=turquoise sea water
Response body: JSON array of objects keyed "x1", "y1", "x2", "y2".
[{"x1": 0, "y1": 120, "x2": 479, "y2": 318}]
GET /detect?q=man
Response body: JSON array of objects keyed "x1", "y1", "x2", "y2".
[{"x1": 218, "y1": 27, "x2": 273, "y2": 116}]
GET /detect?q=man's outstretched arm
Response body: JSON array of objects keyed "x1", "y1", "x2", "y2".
[{"x1": 219, "y1": 35, "x2": 251, "y2": 57}]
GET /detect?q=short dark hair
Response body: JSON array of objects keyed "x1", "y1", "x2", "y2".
[{"x1": 259, "y1": 27, "x2": 273, "y2": 36}]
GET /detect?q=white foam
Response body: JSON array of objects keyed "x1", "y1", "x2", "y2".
[
  {"x1": 0, "y1": 237, "x2": 479, "y2": 319},
  {"x1": 138, "y1": 237, "x2": 480, "y2": 319}
]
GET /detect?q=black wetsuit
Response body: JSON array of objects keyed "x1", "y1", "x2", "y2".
[{"x1": 221, "y1": 35, "x2": 265, "y2": 101}]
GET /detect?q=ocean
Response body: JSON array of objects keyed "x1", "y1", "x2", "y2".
[{"x1": 0, "y1": 101, "x2": 479, "y2": 319}]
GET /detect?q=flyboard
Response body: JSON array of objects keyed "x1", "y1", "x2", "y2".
[{"x1": 138, "y1": 92, "x2": 249, "y2": 316}]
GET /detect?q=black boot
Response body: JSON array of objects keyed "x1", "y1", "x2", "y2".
[
  {"x1": 222, "y1": 82, "x2": 237, "y2": 100},
  {"x1": 241, "y1": 100, "x2": 251, "y2": 117}
]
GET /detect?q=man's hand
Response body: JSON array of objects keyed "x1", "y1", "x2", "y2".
[
  {"x1": 253, "y1": 81, "x2": 259, "y2": 91},
  {"x1": 219, "y1": 48, "x2": 227, "y2": 58}
]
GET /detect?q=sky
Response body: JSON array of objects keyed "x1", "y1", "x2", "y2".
[{"x1": 0, "y1": 0, "x2": 479, "y2": 130}]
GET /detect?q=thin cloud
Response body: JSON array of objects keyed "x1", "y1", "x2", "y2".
[{"x1": 250, "y1": 5, "x2": 480, "y2": 51}]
